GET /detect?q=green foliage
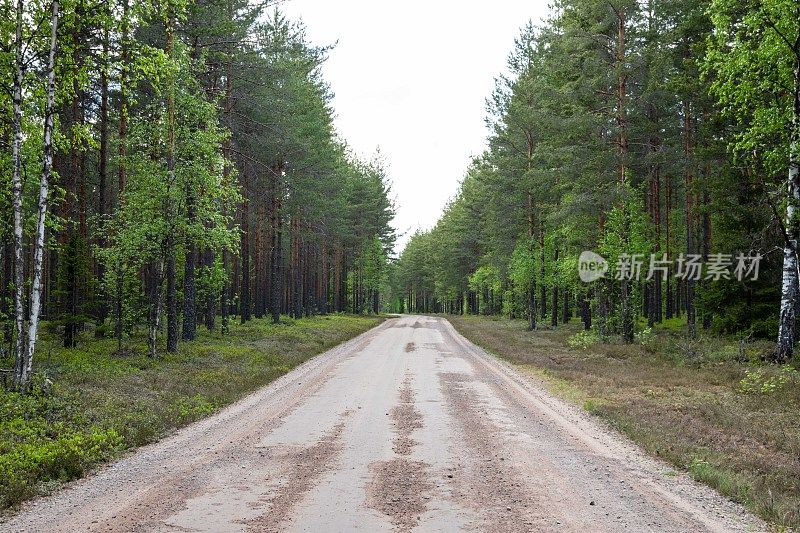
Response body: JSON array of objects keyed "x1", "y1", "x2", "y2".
[
  {"x1": 175, "y1": 394, "x2": 216, "y2": 422},
  {"x1": 567, "y1": 329, "x2": 600, "y2": 350},
  {"x1": 598, "y1": 190, "x2": 654, "y2": 271},
  {"x1": 508, "y1": 240, "x2": 536, "y2": 293},
  {"x1": 634, "y1": 327, "x2": 656, "y2": 348},
  {"x1": 739, "y1": 366, "x2": 800, "y2": 395},
  {"x1": 0, "y1": 377, "x2": 123, "y2": 508},
  {"x1": 705, "y1": 0, "x2": 798, "y2": 181}
]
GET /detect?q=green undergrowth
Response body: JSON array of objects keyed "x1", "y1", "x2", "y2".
[{"x1": 0, "y1": 314, "x2": 382, "y2": 512}]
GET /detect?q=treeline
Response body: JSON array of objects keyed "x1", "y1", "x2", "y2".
[
  {"x1": 393, "y1": 0, "x2": 799, "y2": 361},
  {"x1": 1, "y1": 0, "x2": 394, "y2": 388}
]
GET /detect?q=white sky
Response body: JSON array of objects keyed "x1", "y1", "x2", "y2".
[{"x1": 281, "y1": 1, "x2": 553, "y2": 253}]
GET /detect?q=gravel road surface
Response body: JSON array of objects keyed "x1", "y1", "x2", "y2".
[{"x1": 2, "y1": 315, "x2": 765, "y2": 532}]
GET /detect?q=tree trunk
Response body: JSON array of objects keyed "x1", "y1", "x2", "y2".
[
  {"x1": 539, "y1": 227, "x2": 546, "y2": 320},
  {"x1": 291, "y1": 215, "x2": 302, "y2": 318},
  {"x1": 19, "y1": 0, "x2": 60, "y2": 386},
  {"x1": 220, "y1": 32, "x2": 233, "y2": 334},
  {"x1": 182, "y1": 239, "x2": 196, "y2": 340},
  {"x1": 11, "y1": 0, "x2": 26, "y2": 387},
  {"x1": 684, "y1": 100, "x2": 696, "y2": 339},
  {"x1": 617, "y1": 5, "x2": 633, "y2": 344},
  {"x1": 240, "y1": 197, "x2": 250, "y2": 323},
  {"x1": 270, "y1": 172, "x2": 282, "y2": 324},
  {"x1": 665, "y1": 172, "x2": 673, "y2": 319},
  {"x1": 320, "y1": 242, "x2": 329, "y2": 314},
  {"x1": 164, "y1": 9, "x2": 178, "y2": 353},
  {"x1": 647, "y1": 128, "x2": 662, "y2": 326},
  {"x1": 221, "y1": 249, "x2": 230, "y2": 334},
  {"x1": 551, "y1": 246, "x2": 559, "y2": 327},
  {"x1": 775, "y1": 57, "x2": 800, "y2": 362},
  {"x1": 204, "y1": 248, "x2": 215, "y2": 331},
  {"x1": 165, "y1": 244, "x2": 177, "y2": 352},
  {"x1": 95, "y1": 17, "x2": 110, "y2": 331},
  {"x1": 147, "y1": 262, "x2": 165, "y2": 358},
  {"x1": 333, "y1": 244, "x2": 342, "y2": 312},
  {"x1": 701, "y1": 183, "x2": 712, "y2": 330},
  {"x1": 115, "y1": 0, "x2": 130, "y2": 350},
  {"x1": 254, "y1": 201, "x2": 264, "y2": 319},
  {"x1": 579, "y1": 290, "x2": 592, "y2": 331}
]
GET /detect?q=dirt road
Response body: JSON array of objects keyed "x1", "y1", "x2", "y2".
[{"x1": 3, "y1": 316, "x2": 764, "y2": 532}]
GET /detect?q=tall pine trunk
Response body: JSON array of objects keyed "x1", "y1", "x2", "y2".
[
  {"x1": 220, "y1": 53, "x2": 233, "y2": 335},
  {"x1": 617, "y1": 5, "x2": 634, "y2": 344},
  {"x1": 204, "y1": 248, "x2": 216, "y2": 331},
  {"x1": 684, "y1": 100, "x2": 696, "y2": 339},
  {"x1": 115, "y1": 0, "x2": 129, "y2": 350},
  {"x1": 527, "y1": 193, "x2": 537, "y2": 331},
  {"x1": 164, "y1": 8, "x2": 178, "y2": 354},
  {"x1": 291, "y1": 215, "x2": 302, "y2": 318},
  {"x1": 270, "y1": 170, "x2": 282, "y2": 324},
  {"x1": 551, "y1": 246, "x2": 558, "y2": 328},
  {"x1": 701, "y1": 179, "x2": 712, "y2": 330},
  {"x1": 665, "y1": 173, "x2": 673, "y2": 319},
  {"x1": 96, "y1": 16, "x2": 110, "y2": 331},
  {"x1": 539, "y1": 225, "x2": 546, "y2": 320},
  {"x1": 182, "y1": 218, "x2": 197, "y2": 341},
  {"x1": 240, "y1": 196, "x2": 250, "y2": 323}
]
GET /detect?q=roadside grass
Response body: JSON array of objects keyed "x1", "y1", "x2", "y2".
[
  {"x1": 0, "y1": 314, "x2": 383, "y2": 512},
  {"x1": 447, "y1": 314, "x2": 800, "y2": 531}
]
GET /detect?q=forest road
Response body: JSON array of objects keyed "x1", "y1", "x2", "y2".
[{"x1": 3, "y1": 315, "x2": 765, "y2": 533}]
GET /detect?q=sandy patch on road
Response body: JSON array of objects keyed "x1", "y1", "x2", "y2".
[
  {"x1": 391, "y1": 380, "x2": 423, "y2": 455},
  {"x1": 366, "y1": 377, "x2": 434, "y2": 531},
  {"x1": 366, "y1": 459, "x2": 433, "y2": 532}
]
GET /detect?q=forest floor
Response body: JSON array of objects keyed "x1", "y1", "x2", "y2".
[
  {"x1": 0, "y1": 314, "x2": 383, "y2": 513},
  {"x1": 447, "y1": 315, "x2": 800, "y2": 531}
]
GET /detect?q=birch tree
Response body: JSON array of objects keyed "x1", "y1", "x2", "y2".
[
  {"x1": 10, "y1": 0, "x2": 26, "y2": 387},
  {"x1": 11, "y1": 0, "x2": 61, "y2": 388},
  {"x1": 23, "y1": 0, "x2": 60, "y2": 383}
]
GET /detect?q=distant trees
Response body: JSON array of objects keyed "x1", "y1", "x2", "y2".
[
  {"x1": 1, "y1": 1, "x2": 395, "y2": 389},
  {"x1": 394, "y1": 0, "x2": 798, "y2": 361}
]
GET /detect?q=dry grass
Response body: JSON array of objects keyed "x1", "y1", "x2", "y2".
[{"x1": 448, "y1": 315, "x2": 800, "y2": 531}]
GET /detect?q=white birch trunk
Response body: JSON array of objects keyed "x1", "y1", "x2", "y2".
[
  {"x1": 21, "y1": 0, "x2": 60, "y2": 385},
  {"x1": 776, "y1": 57, "x2": 800, "y2": 362},
  {"x1": 11, "y1": 0, "x2": 26, "y2": 387},
  {"x1": 148, "y1": 261, "x2": 165, "y2": 358}
]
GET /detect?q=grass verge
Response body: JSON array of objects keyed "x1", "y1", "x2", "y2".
[
  {"x1": 0, "y1": 314, "x2": 383, "y2": 512},
  {"x1": 447, "y1": 314, "x2": 800, "y2": 531}
]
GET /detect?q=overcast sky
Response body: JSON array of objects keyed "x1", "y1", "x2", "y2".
[{"x1": 281, "y1": 1, "x2": 553, "y2": 253}]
